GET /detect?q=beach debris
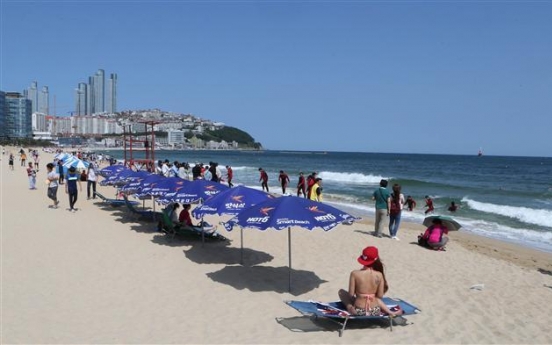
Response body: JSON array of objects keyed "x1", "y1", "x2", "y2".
[{"x1": 470, "y1": 284, "x2": 485, "y2": 291}]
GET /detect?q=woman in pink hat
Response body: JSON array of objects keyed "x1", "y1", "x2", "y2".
[{"x1": 338, "y1": 246, "x2": 403, "y2": 316}]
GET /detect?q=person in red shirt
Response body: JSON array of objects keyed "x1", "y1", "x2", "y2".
[
  {"x1": 278, "y1": 170, "x2": 290, "y2": 194},
  {"x1": 225, "y1": 165, "x2": 234, "y2": 187},
  {"x1": 306, "y1": 172, "x2": 317, "y2": 199},
  {"x1": 178, "y1": 204, "x2": 195, "y2": 227},
  {"x1": 259, "y1": 168, "x2": 269, "y2": 192},
  {"x1": 424, "y1": 196, "x2": 434, "y2": 214},
  {"x1": 297, "y1": 172, "x2": 306, "y2": 197}
]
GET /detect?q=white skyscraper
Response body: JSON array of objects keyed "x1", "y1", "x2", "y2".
[
  {"x1": 74, "y1": 83, "x2": 87, "y2": 116},
  {"x1": 93, "y1": 69, "x2": 105, "y2": 113},
  {"x1": 26, "y1": 81, "x2": 39, "y2": 113},
  {"x1": 39, "y1": 86, "x2": 49, "y2": 114},
  {"x1": 107, "y1": 73, "x2": 117, "y2": 113}
]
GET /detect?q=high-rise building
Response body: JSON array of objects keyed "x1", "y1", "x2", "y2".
[
  {"x1": 74, "y1": 69, "x2": 117, "y2": 115},
  {"x1": 39, "y1": 86, "x2": 49, "y2": 115},
  {"x1": 87, "y1": 76, "x2": 95, "y2": 115},
  {"x1": 107, "y1": 73, "x2": 117, "y2": 113},
  {"x1": 74, "y1": 82, "x2": 87, "y2": 116},
  {"x1": 2, "y1": 92, "x2": 33, "y2": 139},
  {"x1": 0, "y1": 91, "x2": 6, "y2": 138},
  {"x1": 93, "y1": 69, "x2": 105, "y2": 113},
  {"x1": 26, "y1": 81, "x2": 39, "y2": 113}
]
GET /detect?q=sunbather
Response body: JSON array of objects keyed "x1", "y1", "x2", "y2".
[
  {"x1": 338, "y1": 246, "x2": 403, "y2": 317},
  {"x1": 418, "y1": 218, "x2": 449, "y2": 250}
]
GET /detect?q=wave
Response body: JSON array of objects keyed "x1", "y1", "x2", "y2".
[
  {"x1": 318, "y1": 171, "x2": 389, "y2": 185},
  {"x1": 462, "y1": 197, "x2": 552, "y2": 228}
]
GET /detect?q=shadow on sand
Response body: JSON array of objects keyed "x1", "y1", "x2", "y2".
[
  {"x1": 206, "y1": 265, "x2": 327, "y2": 296},
  {"x1": 184, "y1": 245, "x2": 274, "y2": 266}
]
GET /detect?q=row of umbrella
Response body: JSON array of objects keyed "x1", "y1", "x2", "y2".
[{"x1": 98, "y1": 165, "x2": 360, "y2": 292}]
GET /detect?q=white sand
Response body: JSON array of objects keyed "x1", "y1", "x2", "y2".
[{"x1": 2, "y1": 147, "x2": 552, "y2": 344}]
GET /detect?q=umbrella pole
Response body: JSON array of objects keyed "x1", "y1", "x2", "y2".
[
  {"x1": 201, "y1": 215, "x2": 205, "y2": 247},
  {"x1": 288, "y1": 226, "x2": 292, "y2": 293},
  {"x1": 240, "y1": 227, "x2": 244, "y2": 265}
]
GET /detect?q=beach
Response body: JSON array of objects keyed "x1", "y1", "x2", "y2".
[{"x1": 2, "y1": 148, "x2": 552, "y2": 344}]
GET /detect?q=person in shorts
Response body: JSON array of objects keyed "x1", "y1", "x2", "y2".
[{"x1": 46, "y1": 163, "x2": 60, "y2": 208}]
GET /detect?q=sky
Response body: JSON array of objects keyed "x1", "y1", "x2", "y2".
[{"x1": 1, "y1": 1, "x2": 551, "y2": 157}]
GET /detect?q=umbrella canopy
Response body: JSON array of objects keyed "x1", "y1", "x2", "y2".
[
  {"x1": 192, "y1": 185, "x2": 274, "y2": 218},
  {"x1": 63, "y1": 156, "x2": 89, "y2": 170},
  {"x1": 99, "y1": 165, "x2": 128, "y2": 177},
  {"x1": 223, "y1": 196, "x2": 360, "y2": 292},
  {"x1": 137, "y1": 177, "x2": 188, "y2": 199},
  {"x1": 120, "y1": 174, "x2": 163, "y2": 194},
  {"x1": 158, "y1": 179, "x2": 229, "y2": 205},
  {"x1": 423, "y1": 215, "x2": 462, "y2": 231},
  {"x1": 100, "y1": 168, "x2": 146, "y2": 186}
]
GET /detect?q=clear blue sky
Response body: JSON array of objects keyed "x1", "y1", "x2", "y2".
[{"x1": 2, "y1": 1, "x2": 551, "y2": 156}]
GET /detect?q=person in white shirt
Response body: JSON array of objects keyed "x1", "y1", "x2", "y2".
[{"x1": 87, "y1": 162, "x2": 98, "y2": 199}]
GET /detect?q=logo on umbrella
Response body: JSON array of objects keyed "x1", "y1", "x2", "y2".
[
  {"x1": 231, "y1": 195, "x2": 244, "y2": 202},
  {"x1": 260, "y1": 207, "x2": 275, "y2": 216},
  {"x1": 307, "y1": 206, "x2": 325, "y2": 214}
]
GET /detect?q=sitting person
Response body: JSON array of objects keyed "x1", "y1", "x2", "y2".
[
  {"x1": 162, "y1": 203, "x2": 180, "y2": 224},
  {"x1": 418, "y1": 218, "x2": 449, "y2": 250},
  {"x1": 178, "y1": 204, "x2": 215, "y2": 233},
  {"x1": 338, "y1": 246, "x2": 403, "y2": 317},
  {"x1": 178, "y1": 203, "x2": 196, "y2": 227}
]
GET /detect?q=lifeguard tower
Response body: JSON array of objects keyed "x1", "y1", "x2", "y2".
[{"x1": 122, "y1": 120, "x2": 159, "y2": 172}]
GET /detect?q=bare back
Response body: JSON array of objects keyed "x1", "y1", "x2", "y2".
[{"x1": 349, "y1": 268, "x2": 384, "y2": 309}]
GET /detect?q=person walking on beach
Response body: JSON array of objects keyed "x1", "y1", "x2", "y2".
[
  {"x1": 225, "y1": 165, "x2": 234, "y2": 187},
  {"x1": 424, "y1": 195, "x2": 434, "y2": 214},
  {"x1": 278, "y1": 170, "x2": 290, "y2": 194},
  {"x1": 26, "y1": 162, "x2": 37, "y2": 190},
  {"x1": 33, "y1": 153, "x2": 40, "y2": 170},
  {"x1": 297, "y1": 172, "x2": 306, "y2": 197},
  {"x1": 372, "y1": 179, "x2": 390, "y2": 238},
  {"x1": 388, "y1": 183, "x2": 405, "y2": 240},
  {"x1": 309, "y1": 178, "x2": 323, "y2": 202},
  {"x1": 45, "y1": 162, "x2": 60, "y2": 209},
  {"x1": 8, "y1": 153, "x2": 14, "y2": 171},
  {"x1": 20, "y1": 151, "x2": 27, "y2": 167},
  {"x1": 87, "y1": 163, "x2": 97, "y2": 200},
  {"x1": 338, "y1": 246, "x2": 403, "y2": 317},
  {"x1": 404, "y1": 195, "x2": 416, "y2": 211},
  {"x1": 57, "y1": 160, "x2": 65, "y2": 185},
  {"x1": 259, "y1": 168, "x2": 269, "y2": 192},
  {"x1": 65, "y1": 166, "x2": 82, "y2": 212}
]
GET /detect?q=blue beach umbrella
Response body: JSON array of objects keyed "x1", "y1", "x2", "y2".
[
  {"x1": 120, "y1": 173, "x2": 163, "y2": 194},
  {"x1": 63, "y1": 156, "x2": 90, "y2": 170},
  {"x1": 192, "y1": 185, "x2": 274, "y2": 218},
  {"x1": 223, "y1": 196, "x2": 360, "y2": 292},
  {"x1": 100, "y1": 168, "x2": 144, "y2": 186},
  {"x1": 139, "y1": 177, "x2": 188, "y2": 199},
  {"x1": 159, "y1": 179, "x2": 230, "y2": 205},
  {"x1": 99, "y1": 165, "x2": 128, "y2": 177}
]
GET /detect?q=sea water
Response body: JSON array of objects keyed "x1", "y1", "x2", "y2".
[{"x1": 103, "y1": 150, "x2": 552, "y2": 253}]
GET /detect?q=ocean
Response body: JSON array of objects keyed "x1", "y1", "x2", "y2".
[{"x1": 102, "y1": 149, "x2": 552, "y2": 253}]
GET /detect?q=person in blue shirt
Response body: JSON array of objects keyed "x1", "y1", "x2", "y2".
[{"x1": 65, "y1": 166, "x2": 82, "y2": 212}]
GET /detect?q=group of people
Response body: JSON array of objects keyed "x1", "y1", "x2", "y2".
[
  {"x1": 153, "y1": 159, "x2": 234, "y2": 187},
  {"x1": 371, "y1": 179, "x2": 453, "y2": 250},
  {"x1": 259, "y1": 169, "x2": 323, "y2": 201},
  {"x1": 44, "y1": 160, "x2": 99, "y2": 212}
]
